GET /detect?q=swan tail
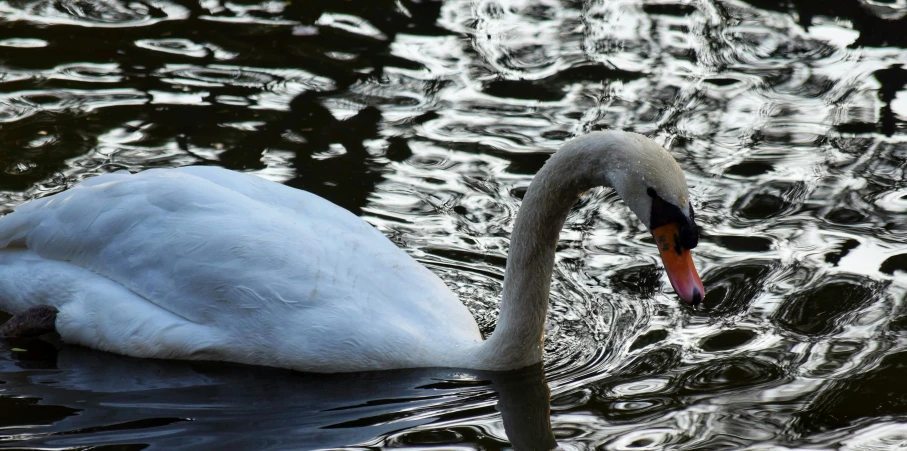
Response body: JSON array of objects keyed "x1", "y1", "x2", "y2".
[
  {"x1": 0, "y1": 305, "x2": 58, "y2": 337},
  {"x1": 0, "y1": 249, "x2": 223, "y2": 360}
]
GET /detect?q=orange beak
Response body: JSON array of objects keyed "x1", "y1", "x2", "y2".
[{"x1": 652, "y1": 224, "x2": 705, "y2": 306}]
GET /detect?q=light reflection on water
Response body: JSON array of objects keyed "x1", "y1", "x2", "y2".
[{"x1": 1, "y1": 0, "x2": 907, "y2": 449}]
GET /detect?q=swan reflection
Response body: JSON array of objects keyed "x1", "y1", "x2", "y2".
[{"x1": 0, "y1": 342, "x2": 555, "y2": 450}]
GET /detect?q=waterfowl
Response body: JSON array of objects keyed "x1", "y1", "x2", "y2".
[{"x1": 0, "y1": 131, "x2": 703, "y2": 372}]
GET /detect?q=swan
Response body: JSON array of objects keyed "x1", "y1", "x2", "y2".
[{"x1": 0, "y1": 131, "x2": 704, "y2": 372}]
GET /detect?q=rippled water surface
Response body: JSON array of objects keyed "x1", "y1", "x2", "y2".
[{"x1": 2, "y1": 0, "x2": 907, "y2": 449}]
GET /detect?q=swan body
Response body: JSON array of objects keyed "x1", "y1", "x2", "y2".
[{"x1": 0, "y1": 131, "x2": 703, "y2": 372}]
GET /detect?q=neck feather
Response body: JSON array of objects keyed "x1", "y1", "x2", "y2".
[{"x1": 475, "y1": 137, "x2": 612, "y2": 370}]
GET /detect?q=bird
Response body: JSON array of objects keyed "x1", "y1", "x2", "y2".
[{"x1": 0, "y1": 131, "x2": 704, "y2": 372}]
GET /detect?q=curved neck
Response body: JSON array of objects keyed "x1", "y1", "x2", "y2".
[
  {"x1": 467, "y1": 131, "x2": 688, "y2": 370},
  {"x1": 476, "y1": 141, "x2": 608, "y2": 370}
]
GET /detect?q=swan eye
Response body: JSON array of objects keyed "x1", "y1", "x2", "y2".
[
  {"x1": 679, "y1": 213, "x2": 699, "y2": 249},
  {"x1": 649, "y1": 192, "x2": 699, "y2": 250}
]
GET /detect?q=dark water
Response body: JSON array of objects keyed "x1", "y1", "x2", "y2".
[{"x1": 1, "y1": 0, "x2": 907, "y2": 449}]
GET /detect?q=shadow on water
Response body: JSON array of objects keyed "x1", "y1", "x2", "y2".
[{"x1": 0, "y1": 340, "x2": 555, "y2": 450}]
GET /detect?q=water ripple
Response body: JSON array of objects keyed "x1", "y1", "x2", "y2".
[
  {"x1": 0, "y1": 89, "x2": 147, "y2": 123},
  {"x1": 0, "y1": 0, "x2": 906, "y2": 449},
  {"x1": 0, "y1": 0, "x2": 189, "y2": 27}
]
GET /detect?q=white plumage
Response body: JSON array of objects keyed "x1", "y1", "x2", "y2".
[
  {"x1": 0, "y1": 167, "x2": 483, "y2": 372},
  {"x1": 0, "y1": 131, "x2": 702, "y2": 372}
]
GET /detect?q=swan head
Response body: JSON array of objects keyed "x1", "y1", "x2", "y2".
[
  {"x1": 566, "y1": 131, "x2": 706, "y2": 305},
  {"x1": 640, "y1": 185, "x2": 704, "y2": 306}
]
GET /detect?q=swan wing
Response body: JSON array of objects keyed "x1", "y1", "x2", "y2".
[
  {"x1": 0, "y1": 168, "x2": 482, "y2": 370},
  {"x1": 0, "y1": 249, "x2": 224, "y2": 359}
]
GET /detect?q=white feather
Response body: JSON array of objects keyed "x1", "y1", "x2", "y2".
[
  {"x1": 0, "y1": 131, "x2": 696, "y2": 372},
  {"x1": 0, "y1": 167, "x2": 483, "y2": 372}
]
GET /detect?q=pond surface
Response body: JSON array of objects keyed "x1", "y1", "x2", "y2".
[{"x1": 1, "y1": 0, "x2": 907, "y2": 449}]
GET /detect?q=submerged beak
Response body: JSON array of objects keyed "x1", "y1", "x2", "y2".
[{"x1": 652, "y1": 224, "x2": 705, "y2": 306}]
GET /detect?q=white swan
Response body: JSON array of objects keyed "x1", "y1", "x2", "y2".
[{"x1": 0, "y1": 131, "x2": 704, "y2": 372}]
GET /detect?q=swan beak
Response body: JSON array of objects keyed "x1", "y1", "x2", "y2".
[{"x1": 652, "y1": 224, "x2": 705, "y2": 306}]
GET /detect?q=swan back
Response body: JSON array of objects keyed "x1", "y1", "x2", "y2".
[{"x1": 0, "y1": 168, "x2": 483, "y2": 371}]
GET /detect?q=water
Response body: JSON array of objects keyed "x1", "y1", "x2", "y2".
[{"x1": 0, "y1": 0, "x2": 906, "y2": 449}]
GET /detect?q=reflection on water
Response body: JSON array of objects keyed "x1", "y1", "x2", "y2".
[
  {"x1": 1, "y1": 0, "x2": 907, "y2": 448},
  {"x1": 0, "y1": 340, "x2": 554, "y2": 449}
]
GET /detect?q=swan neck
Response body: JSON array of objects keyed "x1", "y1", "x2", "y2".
[{"x1": 478, "y1": 145, "x2": 605, "y2": 370}]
